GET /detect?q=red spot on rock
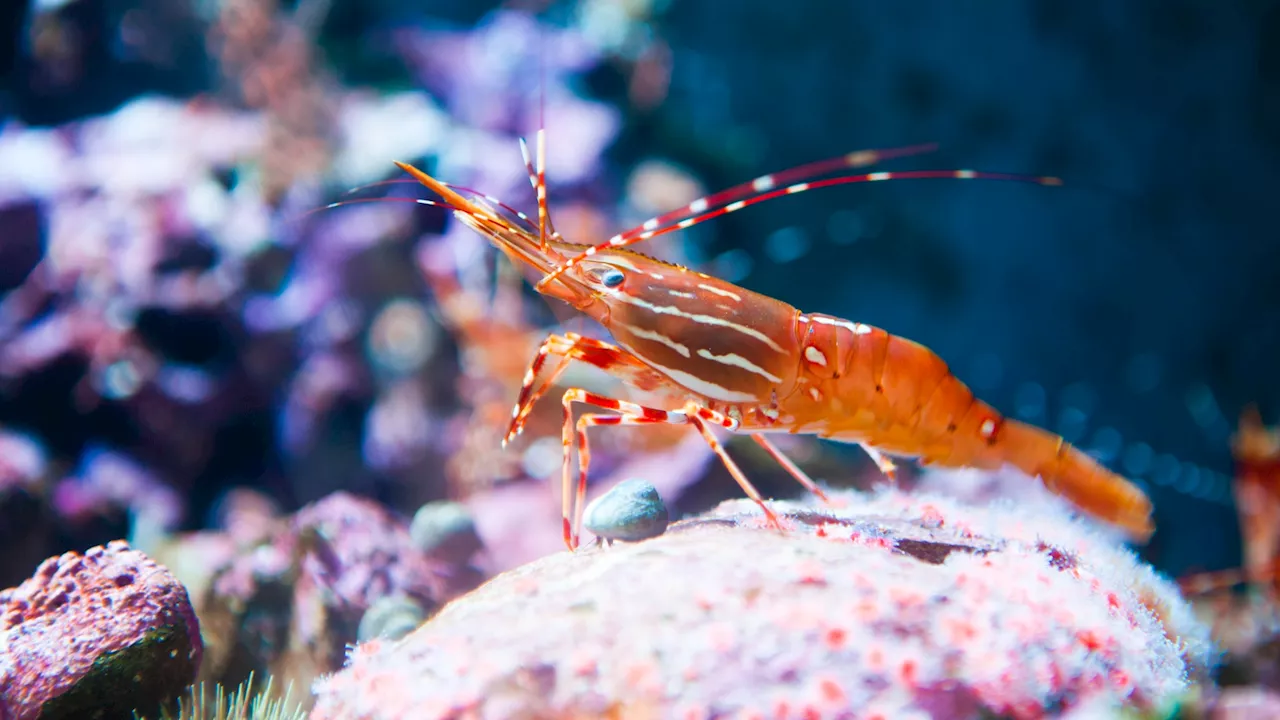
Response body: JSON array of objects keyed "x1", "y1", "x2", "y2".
[
  {"x1": 818, "y1": 677, "x2": 845, "y2": 704},
  {"x1": 823, "y1": 627, "x2": 847, "y2": 649},
  {"x1": 1036, "y1": 541, "x2": 1078, "y2": 573},
  {"x1": 901, "y1": 659, "x2": 918, "y2": 687},
  {"x1": 794, "y1": 559, "x2": 826, "y2": 586},
  {"x1": 919, "y1": 504, "x2": 944, "y2": 528},
  {"x1": 1077, "y1": 629, "x2": 1103, "y2": 652}
]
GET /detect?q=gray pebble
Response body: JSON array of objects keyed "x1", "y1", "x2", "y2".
[
  {"x1": 358, "y1": 594, "x2": 429, "y2": 643},
  {"x1": 410, "y1": 501, "x2": 482, "y2": 564},
  {"x1": 582, "y1": 478, "x2": 669, "y2": 542}
]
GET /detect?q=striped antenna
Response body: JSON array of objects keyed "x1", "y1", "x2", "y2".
[
  {"x1": 316, "y1": 195, "x2": 534, "y2": 234},
  {"x1": 617, "y1": 142, "x2": 940, "y2": 246},
  {"x1": 536, "y1": 166, "x2": 1063, "y2": 291},
  {"x1": 520, "y1": 136, "x2": 560, "y2": 242},
  {"x1": 312, "y1": 195, "x2": 464, "y2": 216},
  {"x1": 533, "y1": 33, "x2": 551, "y2": 252},
  {"x1": 311, "y1": 176, "x2": 546, "y2": 238},
  {"x1": 536, "y1": 129, "x2": 550, "y2": 251}
]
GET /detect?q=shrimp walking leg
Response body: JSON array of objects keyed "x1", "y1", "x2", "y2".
[
  {"x1": 750, "y1": 434, "x2": 830, "y2": 502},
  {"x1": 504, "y1": 332, "x2": 669, "y2": 443},
  {"x1": 686, "y1": 405, "x2": 783, "y2": 532},
  {"x1": 560, "y1": 389, "x2": 690, "y2": 550},
  {"x1": 572, "y1": 412, "x2": 670, "y2": 546},
  {"x1": 558, "y1": 388, "x2": 782, "y2": 550},
  {"x1": 858, "y1": 442, "x2": 899, "y2": 482}
]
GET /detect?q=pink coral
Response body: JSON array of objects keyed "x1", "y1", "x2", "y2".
[
  {"x1": 310, "y1": 489, "x2": 1210, "y2": 720},
  {"x1": 0, "y1": 540, "x2": 202, "y2": 720}
]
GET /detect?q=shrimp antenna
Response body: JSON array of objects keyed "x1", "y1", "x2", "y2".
[
  {"x1": 532, "y1": 27, "x2": 551, "y2": 252},
  {"x1": 536, "y1": 163, "x2": 1061, "y2": 292},
  {"x1": 617, "y1": 142, "x2": 940, "y2": 243},
  {"x1": 305, "y1": 176, "x2": 544, "y2": 236}
]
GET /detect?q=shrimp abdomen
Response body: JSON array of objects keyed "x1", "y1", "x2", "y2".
[{"x1": 795, "y1": 315, "x2": 1154, "y2": 541}]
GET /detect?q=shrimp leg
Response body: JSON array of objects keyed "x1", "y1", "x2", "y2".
[
  {"x1": 560, "y1": 388, "x2": 782, "y2": 550},
  {"x1": 750, "y1": 435, "x2": 830, "y2": 501},
  {"x1": 504, "y1": 333, "x2": 671, "y2": 443},
  {"x1": 857, "y1": 442, "x2": 899, "y2": 482}
]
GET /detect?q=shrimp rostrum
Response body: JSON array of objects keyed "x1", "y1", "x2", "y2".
[{"x1": 392, "y1": 137, "x2": 1154, "y2": 549}]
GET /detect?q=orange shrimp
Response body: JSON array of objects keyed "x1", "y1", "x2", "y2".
[
  {"x1": 391, "y1": 135, "x2": 1154, "y2": 549},
  {"x1": 1176, "y1": 406, "x2": 1280, "y2": 597}
]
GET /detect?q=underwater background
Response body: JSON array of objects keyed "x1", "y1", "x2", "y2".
[
  {"x1": 4, "y1": 0, "x2": 1275, "y2": 578},
  {"x1": 0, "y1": 1, "x2": 1279, "y2": 715}
]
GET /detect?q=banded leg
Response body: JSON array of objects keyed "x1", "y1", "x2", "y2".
[
  {"x1": 750, "y1": 434, "x2": 830, "y2": 502},
  {"x1": 504, "y1": 348, "x2": 572, "y2": 444},
  {"x1": 571, "y1": 412, "x2": 670, "y2": 547},
  {"x1": 858, "y1": 443, "x2": 899, "y2": 482},
  {"x1": 684, "y1": 403, "x2": 783, "y2": 532},
  {"x1": 559, "y1": 389, "x2": 783, "y2": 550},
  {"x1": 504, "y1": 332, "x2": 671, "y2": 444}
]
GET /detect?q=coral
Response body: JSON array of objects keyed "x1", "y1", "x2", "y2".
[
  {"x1": 310, "y1": 488, "x2": 1212, "y2": 720},
  {"x1": 0, "y1": 540, "x2": 202, "y2": 720}
]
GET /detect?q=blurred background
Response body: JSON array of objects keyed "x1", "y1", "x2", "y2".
[{"x1": 0, "y1": 0, "x2": 1276, "y2": 589}]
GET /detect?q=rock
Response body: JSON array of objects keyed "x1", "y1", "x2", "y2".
[
  {"x1": 310, "y1": 488, "x2": 1213, "y2": 720},
  {"x1": 357, "y1": 595, "x2": 429, "y2": 644},
  {"x1": 1208, "y1": 686, "x2": 1280, "y2": 719},
  {"x1": 581, "y1": 478, "x2": 668, "y2": 543},
  {"x1": 185, "y1": 492, "x2": 485, "y2": 709},
  {"x1": 408, "y1": 501, "x2": 482, "y2": 565},
  {"x1": 0, "y1": 540, "x2": 202, "y2": 720}
]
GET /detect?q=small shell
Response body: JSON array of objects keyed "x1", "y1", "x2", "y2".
[
  {"x1": 410, "y1": 501, "x2": 483, "y2": 565},
  {"x1": 358, "y1": 594, "x2": 429, "y2": 643},
  {"x1": 583, "y1": 478, "x2": 669, "y2": 543}
]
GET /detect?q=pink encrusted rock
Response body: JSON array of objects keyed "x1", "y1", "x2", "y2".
[
  {"x1": 310, "y1": 489, "x2": 1213, "y2": 720},
  {"x1": 0, "y1": 540, "x2": 201, "y2": 720}
]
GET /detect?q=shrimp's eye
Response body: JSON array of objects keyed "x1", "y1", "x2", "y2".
[{"x1": 601, "y1": 268, "x2": 625, "y2": 288}]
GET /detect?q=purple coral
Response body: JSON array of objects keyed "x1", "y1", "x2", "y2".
[
  {"x1": 0, "y1": 540, "x2": 202, "y2": 720},
  {"x1": 310, "y1": 489, "x2": 1211, "y2": 720}
]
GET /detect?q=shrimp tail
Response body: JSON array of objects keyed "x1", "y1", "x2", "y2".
[{"x1": 985, "y1": 418, "x2": 1155, "y2": 542}]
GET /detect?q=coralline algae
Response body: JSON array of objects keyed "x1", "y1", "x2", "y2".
[
  {"x1": 0, "y1": 540, "x2": 202, "y2": 720},
  {"x1": 310, "y1": 488, "x2": 1212, "y2": 719}
]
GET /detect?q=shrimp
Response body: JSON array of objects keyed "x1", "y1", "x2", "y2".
[
  {"x1": 391, "y1": 135, "x2": 1155, "y2": 549},
  {"x1": 1178, "y1": 406, "x2": 1280, "y2": 597}
]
